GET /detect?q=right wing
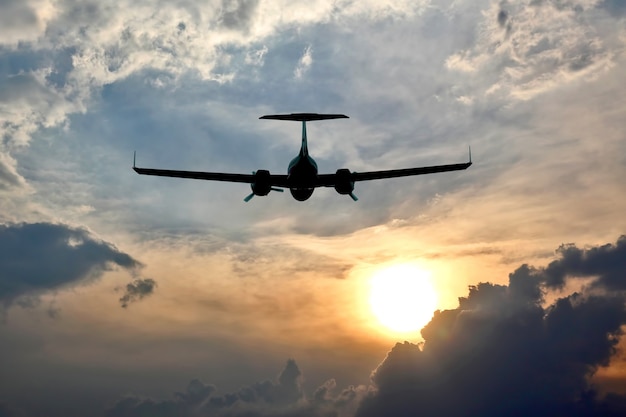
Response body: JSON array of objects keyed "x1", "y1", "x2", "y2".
[
  {"x1": 350, "y1": 161, "x2": 471, "y2": 182},
  {"x1": 316, "y1": 152, "x2": 472, "y2": 187}
]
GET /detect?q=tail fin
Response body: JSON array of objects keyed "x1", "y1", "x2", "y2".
[{"x1": 301, "y1": 121, "x2": 308, "y2": 156}]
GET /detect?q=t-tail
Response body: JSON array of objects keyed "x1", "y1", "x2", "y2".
[{"x1": 260, "y1": 113, "x2": 348, "y2": 157}]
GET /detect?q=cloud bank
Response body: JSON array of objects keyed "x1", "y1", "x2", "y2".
[
  {"x1": 106, "y1": 358, "x2": 366, "y2": 417},
  {"x1": 60, "y1": 236, "x2": 625, "y2": 417},
  {"x1": 0, "y1": 222, "x2": 144, "y2": 310}
]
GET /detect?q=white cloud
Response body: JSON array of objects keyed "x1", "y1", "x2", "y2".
[
  {"x1": 0, "y1": 0, "x2": 452, "y2": 242},
  {"x1": 0, "y1": 0, "x2": 431, "y2": 164},
  {"x1": 0, "y1": 70, "x2": 79, "y2": 190},
  {"x1": 294, "y1": 45, "x2": 313, "y2": 79},
  {"x1": 0, "y1": 0, "x2": 58, "y2": 47},
  {"x1": 0, "y1": 152, "x2": 28, "y2": 191},
  {"x1": 245, "y1": 45, "x2": 268, "y2": 66},
  {"x1": 0, "y1": 71, "x2": 75, "y2": 147},
  {"x1": 446, "y1": 0, "x2": 619, "y2": 100}
]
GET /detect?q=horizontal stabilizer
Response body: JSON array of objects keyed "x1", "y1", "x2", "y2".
[{"x1": 260, "y1": 113, "x2": 348, "y2": 121}]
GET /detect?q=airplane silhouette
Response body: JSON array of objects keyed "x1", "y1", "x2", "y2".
[{"x1": 133, "y1": 113, "x2": 472, "y2": 202}]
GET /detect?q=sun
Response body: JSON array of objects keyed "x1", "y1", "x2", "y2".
[{"x1": 369, "y1": 263, "x2": 438, "y2": 333}]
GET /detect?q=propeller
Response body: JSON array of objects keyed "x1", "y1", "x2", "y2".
[
  {"x1": 349, "y1": 192, "x2": 358, "y2": 201},
  {"x1": 245, "y1": 171, "x2": 258, "y2": 202},
  {"x1": 243, "y1": 187, "x2": 284, "y2": 202}
]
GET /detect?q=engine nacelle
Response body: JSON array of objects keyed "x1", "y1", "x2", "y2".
[
  {"x1": 251, "y1": 170, "x2": 272, "y2": 196},
  {"x1": 334, "y1": 168, "x2": 355, "y2": 195}
]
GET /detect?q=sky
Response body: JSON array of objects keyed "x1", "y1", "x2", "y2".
[{"x1": 1, "y1": 0, "x2": 626, "y2": 415}]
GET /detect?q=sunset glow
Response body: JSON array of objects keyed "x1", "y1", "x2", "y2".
[
  {"x1": 2, "y1": 0, "x2": 626, "y2": 415},
  {"x1": 369, "y1": 264, "x2": 438, "y2": 333}
]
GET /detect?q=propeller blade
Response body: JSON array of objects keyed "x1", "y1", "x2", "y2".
[
  {"x1": 244, "y1": 193, "x2": 255, "y2": 202},
  {"x1": 271, "y1": 187, "x2": 284, "y2": 192},
  {"x1": 349, "y1": 192, "x2": 358, "y2": 201}
]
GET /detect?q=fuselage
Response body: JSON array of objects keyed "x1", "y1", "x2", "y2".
[
  {"x1": 287, "y1": 150, "x2": 317, "y2": 201},
  {"x1": 285, "y1": 120, "x2": 319, "y2": 201}
]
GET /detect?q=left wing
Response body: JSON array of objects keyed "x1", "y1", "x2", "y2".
[
  {"x1": 133, "y1": 167, "x2": 256, "y2": 183},
  {"x1": 133, "y1": 159, "x2": 289, "y2": 187}
]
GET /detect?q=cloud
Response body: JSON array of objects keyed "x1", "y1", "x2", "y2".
[
  {"x1": 0, "y1": 71, "x2": 76, "y2": 146},
  {"x1": 3, "y1": 237, "x2": 625, "y2": 416},
  {"x1": 0, "y1": 0, "x2": 428, "y2": 203},
  {"x1": 0, "y1": 70, "x2": 80, "y2": 192},
  {"x1": 106, "y1": 378, "x2": 215, "y2": 417},
  {"x1": 355, "y1": 236, "x2": 626, "y2": 417},
  {"x1": 218, "y1": 0, "x2": 260, "y2": 31},
  {"x1": 0, "y1": 401, "x2": 26, "y2": 417},
  {"x1": 503, "y1": 235, "x2": 626, "y2": 292},
  {"x1": 294, "y1": 45, "x2": 313, "y2": 79},
  {"x1": 0, "y1": 222, "x2": 142, "y2": 310},
  {"x1": 601, "y1": 0, "x2": 626, "y2": 17},
  {"x1": 541, "y1": 236, "x2": 626, "y2": 290},
  {"x1": 106, "y1": 359, "x2": 363, "y2": 417},
  {"x1": 119, "y1": 278, "x2": 157, "y2": 308},
  {"x1": 0, "y1": 0, "x2": 56, "y2": 47},
  {"x1": 245, "y1": 45, "x2": 269, "y2": 66},
  {"x1": 0, "y1": 153, "x2": 27, "y2": 191},
  {"x1": 0, "y1": 2, "x2": 624, "y2": 414},
  {"x1": 446, "y1": 0, "x2": 618, "y2": 100}
]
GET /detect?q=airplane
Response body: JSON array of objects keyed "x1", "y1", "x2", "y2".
[{"x1": 133, "y1": 113, "x2": 472, "y2": 202}]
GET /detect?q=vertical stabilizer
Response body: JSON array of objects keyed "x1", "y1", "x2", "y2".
[{"x1": 301, "y1": 121, "x2": 308, "y2": 156}]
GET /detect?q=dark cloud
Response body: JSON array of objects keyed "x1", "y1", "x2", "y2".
[
  {"x1": 90, "y1": 237, "x2": 626, "y2": 417},
  {"x1": 600, "y1": 0, "x2": 626, "y2": 17},
  {"x1": 218, "y1": 0, "x2": 260, "y2": 31},
  {"x1": 0, "y1": 222, "x2": 141, "y2": 309},
  {"x1": 119, "y1": 278, "x2": 157, "y2": 308},
  {"x1": 0, "y1": 0, "x2": 41, "y2": 45},
  {"x1": 356, "y1": 237, "x2": 626, "y2": 417},
  {"x1": 497, "y1": 9, "x2": 508, "y2": 28},
  {"x1": 101, "y1": 236, "x2": 626, "y2": 417},
  {"x1": 518, "y1": 235, "x2": 626, "y2": 290},
  {"x1": 106, "y1": 378, "x2": 215, "y2": 417},
  {"x1": 6, "y1": 237, "x2": 626, "y2": 417},
  {"x1": 496, "y1": 5, "x2": 512, "y2": 39},
  {"x1": 106, "y1": 396, "x2": 186, "y2": 417},
  {"x1": 0, "y1": 401, "x2": 25, "y2": 417},
  {"x1": 105, "y1": 359, "x2": 358, "y2": 417},
  {"x1": 201, "y1": 358, "x2": 305, "y2": 411}
]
